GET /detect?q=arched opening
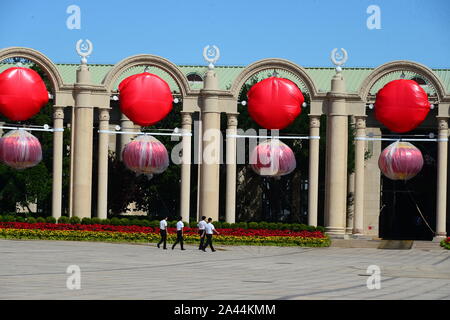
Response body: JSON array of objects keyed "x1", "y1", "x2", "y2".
[
  {"x1": 360, "y1": 62, "x2": 445, "y2": 240},
  {"x1": 0, "y1": 50, "x2": 69, "y2": 218}
]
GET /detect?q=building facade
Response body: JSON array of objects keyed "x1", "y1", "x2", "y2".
[{"x1": 0, "y1": 46, "x2": 449, "y2": 241}]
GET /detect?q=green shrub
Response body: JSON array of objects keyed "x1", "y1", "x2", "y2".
[
  {"x1": 130, "y1": 219, "x2": 140, "y2": 226},
  {"x1": 230, "y1": 223, "x2": 239, "y2": 229},
  {"x1": 280, "y1": 223, "x2": 290, "y2": 230},
  {"x1": 57, "y1": 216, "x2": 69, "y2": 224},
  {"x1": 91, "y1": 218, "x2": 101, "y2": 225},
  {"x1": 237, "y1": 222, "x2": 248, "y2": 229},
  {"x1": 149, "y1": 220, "x2": 159, "y2": 228},
  {"x1": 81, "y1": 217, "x2": 92, "y2": 225},
  {"x1": 69, "y1": 216, "x2": 81, "y2": 224},
  {"x1": 213, "y1": 221, "x2": 222, "y2": 228},
  {"x1": 258, "y1": 221, "x2": 268, "y2": 229},
  {"x1": 110, "y1": 217, "x2": 121, "y2": 226},
  {"x1": 120, "y1": 218, "x2": 130, "y2": 226},
  {"x1": 15, "y1": 216, "x2": 26, "y2": 223},
  {"x1": 45, "y1": 216, "x2": 56, "y2": 224},
  {"x1": 100, "y1": 218, "x2": 111, "y2": 225},
  {"x1": 248, "y1": 222, "x2": 258, "y2": 229},
  {"x1": 221, "y1": 222, "x2": 230, "y2": 229},
  {"x1": 267, "y1": 223, "x2": 278, "y2": 230},
  {"x1": 316, "y1": 226, "x2": 325, "y2": 233},
  {"x1": 27, "y1": 217, "x2": 37, "y2": 224},
  {"x1": 36, "y1": 217, "x2": 46, "y2": 223},
  {"x1": 4, "y1": 215, "x2": 16, "y2": 222},
  {"x1": 168, "y1": 220, "x2": 177, "y2": 228},
  {"x1": 190, "y1": 221, "x2": 198, "y2": 228},
  {"x1": 141, "y1": 220, "x2": 151, "y2": 227}
]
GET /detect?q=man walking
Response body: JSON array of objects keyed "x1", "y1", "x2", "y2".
[
  {"x1": 202, "y1": 218, "x2": 219, "y2": 252},
  {"x1": 157, "y1": 216, "x2": 168, "y2": 249},
  {"x1": 197, "y1": 216, "x2": 207, "y2": 250},
  {"x1": 172, "y1": 216, "x2": 186, "y2": 250}
]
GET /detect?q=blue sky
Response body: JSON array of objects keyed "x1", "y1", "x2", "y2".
[{"x1": 1, "y1": 0, "x2": 449, "y2": 68}]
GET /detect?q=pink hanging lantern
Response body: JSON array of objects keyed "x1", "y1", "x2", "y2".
[
  {"x1": 122, "y1": 135, "x2": 169, "y2": 178},
  {"x1": 250, "y1": 139, "x2": 296, "y2": 177},
  {"x1": 0, "y1": 130, "x2": 42, "y2": 169},
  {"x1": 378, "y1": 141, "x2": 424, "y2": 180}
]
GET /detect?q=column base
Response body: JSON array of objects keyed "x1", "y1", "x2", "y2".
[
  {"x1": 352, "y1": 228, "x2": 364, "y2": 235},
  {"x1": 432, "y1": 235, "x2": 447, "y2": 242},
  {"x1": 325, "y1": 227, "x2": 346, "y2": 238}
]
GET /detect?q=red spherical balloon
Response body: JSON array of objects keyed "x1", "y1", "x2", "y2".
[
  {"x1": 250, "y1": 139, "x2": 296, "y2": 177},
  {"x1": 0, "y1": 130, "x2": 42, "y2": 169},
  {"x1": 0, "y1": 67, "x2": 49, "y2": 121},
  {"x1": 247, "y1": 77, "x2": 304, "y2": 129},
  {"x1": 122, "y1": 135, "x2": 169, "y2": 177},
  {"x1": 378, "y1": 141, "x2": 424, "y2": 180},
  {"x1": 375, "y1": 79, "x2": 430, "y2": 133},
  {"x1": 119, "y1": 73, "x2": 173, "y2": 127}
]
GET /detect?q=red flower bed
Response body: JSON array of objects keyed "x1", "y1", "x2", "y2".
[{"x1": 0, "y1": 222, "x2": 325, "y2": 238}]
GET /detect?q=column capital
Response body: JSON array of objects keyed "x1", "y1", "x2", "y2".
[
  {"x1": 53, "y1": 106, "x2": 64, "y2": 119},
  {"x1": 227, "y1": 113, "x2": 239, "y2": 127},
  {"x1": 99, "y1": 108, "x2": 110, "y2": 121},
  {"x1": 355, "y1": 115, "x2": 367, "y2": 129},
  {"x1": 180, "y1": 112, "x2": 193, "y2": 126},
  {"x1": 437, "y1": 117, "x2": 449, "y2": 130},
  {"x1": 309, "y1": 115, "x2": 321, "y2": 128}
]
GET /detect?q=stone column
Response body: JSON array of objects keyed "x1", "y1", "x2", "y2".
[
  {"x1": 97, "y1": 108, "x2": 110, "y2": 219},
  {"x1": 72, "y1": 64, "x2": 94, "y2": 218},
  {"x1": 353, "y1": 116, "x2": 366, "y2": 235},
  {"x1": 199, "y1": 69, "x2": 221, "y2": 221},
  {"x1": 324, "y1": 72, "x2": 348, "y2": 236},
  {"x1": 69, "y1": 106, "x2": 75, "y2": 217},
  {"x1": 180, "y1": 112, "x2": 192, "y2": 223},
  {"x1": 308, "y1": 115, "x2": 320, "y2": 227},
  {"x1": 435, "y1": 117, "x2": 448, "y2": 240},
  {"x1": 119, "y1": 113, "x2": 136, "y2": 159},
  {"x1": 346, "y1": 172, "x2": 355, "y2": 234},
  {"x1": 226, "y1": 113, "x2": 238, "y2": 223},
  {"x1": 52, "y1": 106, "x2": 65, "y2": 219}
]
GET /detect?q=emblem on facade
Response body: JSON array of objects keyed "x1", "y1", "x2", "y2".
[
  {"x1": 203, "y1": 45, "x2": 220, "y2": 69},
  {"x1": 76, "y1": 39, "x2": 93, "y2": 64},
  {"x1": 330, "y1": 48, "x2": 348, "y2": 73}
]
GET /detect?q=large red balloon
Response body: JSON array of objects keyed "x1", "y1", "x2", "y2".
[
  {"x1": 250, "y1": 139, "x2": 296, "y2": 177},
  {"x1": 0, "y1": 67, "x2": 49, "y2": 121},
  {"x1": 247, "y1": 77, "x2": 304, "y2": 129},
  {"x1": 378, "y1": 141, "x2": 423, "y2": 180},
  {"x1": 119, "y1": 73, "x2": 173, "y2": 127},
  {"x1": 0, "y1": 130, "x2": 42, "y2": 169},
  {"x1": 375, "y1": 79, "x2": 429, "y2": 133}
]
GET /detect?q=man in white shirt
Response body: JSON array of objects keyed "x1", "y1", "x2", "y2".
[
  {"x1": 157, "y1": 216, "x2": 168, "y2": 249},
  {"x1": 201, "y1": 217, "x2": 220, "y2": 252},
  {"x1": 172, "y1": 216, "x2": 186, "y2": 250},
  {"x1": 197, "y1": 216, "x2": 207, "y2": 250}
]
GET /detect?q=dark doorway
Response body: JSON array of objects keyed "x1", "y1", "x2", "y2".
[{"x1": 379, "y1": 132, "x2": 437, "y2": 240}]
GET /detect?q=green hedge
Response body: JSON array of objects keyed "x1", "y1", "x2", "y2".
[
  {"x1": 441, "y1": 239, "x2": 450, "y2": 250},
  {"x1": 0, "y1": 214, "x2": 325, "y2": 232}
]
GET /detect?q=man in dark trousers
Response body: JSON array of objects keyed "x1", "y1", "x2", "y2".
[
  {"x1": 157, "y1": 216, "x2": 168, "y2": 249},
  {"x1": 197, "y1": 216, "x2": 207, "y2": 250},
  {"x1": 202, "y1": 217, "x2": 220, "y2": 252},
  {"x1": 172, "y1": 216, "x2": 186, "y2": 250}
]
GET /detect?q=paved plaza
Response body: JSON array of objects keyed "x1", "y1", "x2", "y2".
[{"x1": 0, "y1": 239, "x2": 449, "y2": 300}]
